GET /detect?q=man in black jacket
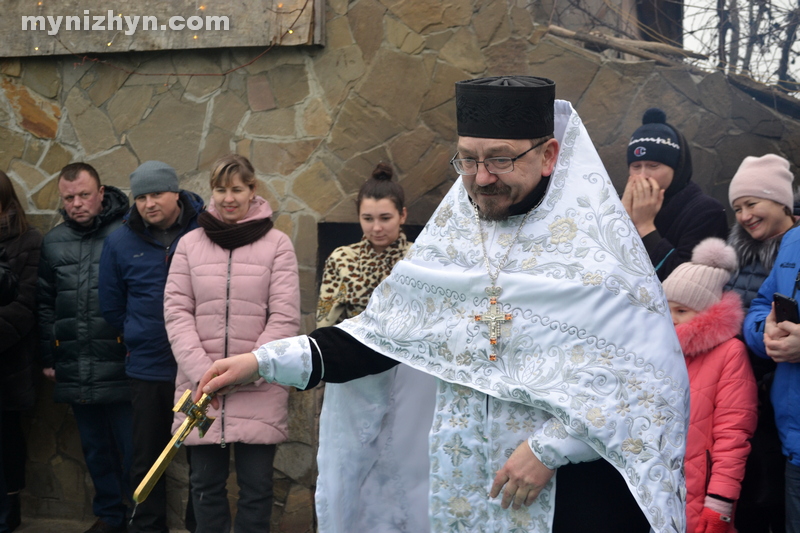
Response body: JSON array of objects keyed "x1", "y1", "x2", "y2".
[{"x1": 38, "y1": 163, "x2": 131, "y2": 533}]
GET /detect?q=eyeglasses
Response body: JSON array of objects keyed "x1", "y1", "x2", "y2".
[{"x1": 449, "y1": 138, "x2": 548, "y2": 176}]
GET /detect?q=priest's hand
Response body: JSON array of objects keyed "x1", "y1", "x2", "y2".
[
  {"x1": 195, "y1": 352, "x2": 261, "y2": 408},
  {"x1": 490, "y1": 441, "x2": 555, "y2": 510},
  {"x1": 622, "y1": 175, "x2": 662, "y2": 238},
  {"x1": 765, "y1": 304, "x2": 800, "y2": 363}
]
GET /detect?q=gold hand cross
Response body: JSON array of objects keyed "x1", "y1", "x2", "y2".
[{"x1": 133, "y1": 389, "x2": 215, "y2": 503}]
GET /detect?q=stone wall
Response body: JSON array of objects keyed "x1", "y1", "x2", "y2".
[{"x1": 5, "y1": 0, "x2": 800, "y2": 531}]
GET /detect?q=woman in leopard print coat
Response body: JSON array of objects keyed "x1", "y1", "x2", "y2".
[
  {"x1": 314, "y1": 163, "x2": 436, "y2": 533},
  {"x1": 316, "y1": 163, "x2": 410, "y2": 327}
]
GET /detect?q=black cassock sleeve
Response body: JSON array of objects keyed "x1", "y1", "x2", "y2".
[{"x1": 302, "y1": 327, "x2": 400, "y2": 390}]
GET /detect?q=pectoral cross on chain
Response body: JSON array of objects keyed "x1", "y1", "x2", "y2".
[
  {"x1": 474, "y1": 287, "x2": 512, "y2": 362},
  {"x1": 133, "y1": 390, "x2": 215, "y2": 503}
]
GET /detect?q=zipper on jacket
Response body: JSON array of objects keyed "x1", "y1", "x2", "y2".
[
  {"x1": 220, "y1": 251, "x2": 233, "y2": 449},
  {"x1": 220, "y1": 397, "x2": 226, "y2": 448}
]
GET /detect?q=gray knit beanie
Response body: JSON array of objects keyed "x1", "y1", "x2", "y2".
[{"x1": 130, "y1": 161, "x2": 179, "y2": 198}]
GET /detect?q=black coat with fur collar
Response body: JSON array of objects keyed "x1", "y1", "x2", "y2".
[{"x1": 725, "y1": 219, "x2": 800, "y2": 311}]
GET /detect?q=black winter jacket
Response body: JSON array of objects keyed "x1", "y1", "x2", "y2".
[
  {"x1": 0, "y1": 246, "x2": 16, "y2": 306},
  {"x1": 0, "y1": 219, "x2": 42, "y2": 411},
  {"x1": 641, "y1": 182, "x2": 728, "y2": 281},
  {"x1": 37, "y1": 186, "x2": 130, "y2": 404},
  {"x1": 725, "y1": 219, "x2": 800, "y2": 311}
]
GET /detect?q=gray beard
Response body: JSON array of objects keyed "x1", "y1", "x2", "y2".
[
  {"x1": 472, "y1": 184, "x2": 512, "y2": 221},
  {"x1": 477, "y1": 207, "x2": 509, "y2": 222}
]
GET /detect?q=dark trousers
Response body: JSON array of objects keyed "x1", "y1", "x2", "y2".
[
  {"x1": 1, "y1": 410, "x2": 24, "y2": 532},
  {"x1": 72, "y1": 401, "x2": 134, "y2": 528},
  {"x1": 787, "y1": 461, "x2": 800, "y2": 533},
  {"x1": 129, "y1": 379, "x2": 174, "y2": 533},
  {"x1": 189, "y1": 443, "x2": 276, "y2": 533},
  {"x1": 2, "y1": 411, "x2": 25, "y2": 493},
  {"x1": 736, "y1": 427, "x2": 786, "y2": 532},
  {"x1": 553, "y1": 459, "x2": 651, "y2": 533},
  {"x1": 0, "y1": 408, "x2": 8, "y2": 533}
]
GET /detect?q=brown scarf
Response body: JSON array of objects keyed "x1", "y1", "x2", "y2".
[{"x1": 198, "y1": 211, "x2": 273, "y2": 250}]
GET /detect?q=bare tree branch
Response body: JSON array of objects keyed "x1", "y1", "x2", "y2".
[
  {"x1": 742, "y1": 0, "x2": 768, "y2": 74},
  {"x1": 717, "y1": 0, "x2": 729, "y2": 69},
  {"x1": 547, "y1": 25, "x2": 685, "y2": 65},
  {"x1": 729, "y1": 0, "x2": 741, "y2": 71},
  {"x1": 777, "y1": 3, "x2": 800, "y2": 91}
]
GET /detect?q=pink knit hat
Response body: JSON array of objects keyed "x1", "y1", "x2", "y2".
[
  {"x1": 728, "y1": 153, "x2": 794, "y2": 209},
  {"x1": 663, "y1": 238, "x2": 738, "y2": 312}
]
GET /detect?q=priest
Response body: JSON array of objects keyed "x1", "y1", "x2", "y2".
[{"x1": 197, "y1": 76, "x2": 690, "y2": 533}]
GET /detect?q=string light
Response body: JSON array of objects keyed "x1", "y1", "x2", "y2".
[
  {"x1": 48, "y1": 0, "x2": 312, "y2": 78},
  {"x1": 199, "y1": 5, "x2": 206, "y2": 10},
  {"x1": 34, "y1": 47, "x2": 39, "y2": 51}
]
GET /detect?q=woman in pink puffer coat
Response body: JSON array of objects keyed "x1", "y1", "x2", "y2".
[
  {"x1": 164, "y1": 154, "x2": 300, "y2": 533},
  {"x1": 663, "y1": 238, "x2": 758, "y2": 533}
]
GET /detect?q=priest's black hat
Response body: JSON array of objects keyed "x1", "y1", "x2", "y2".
[{"x1": 455, "y1": 76, "x2": 556, "y2": 140}]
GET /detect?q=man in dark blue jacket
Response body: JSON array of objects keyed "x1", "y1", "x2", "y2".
[{"x1": 99, "y1": 161, "x2": 203, "y2": 533}]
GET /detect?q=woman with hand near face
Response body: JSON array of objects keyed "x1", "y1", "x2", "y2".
[
  {"x1": 315, "y1": 163, "x2": 435, "y2": 533},
  {"x1": 727, "y1": 154, "x2": 797, "y2": 533},
  {"x1": 164, "y1": 155, "x2": 300, "y2": 533},
  {"x1": 622, "y1": 108, "x2": 728, "y2": 280}
]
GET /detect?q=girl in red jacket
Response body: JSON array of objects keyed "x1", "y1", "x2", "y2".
[{"x1": 663, "y1": 238, "x2": 758, "y2": 533}]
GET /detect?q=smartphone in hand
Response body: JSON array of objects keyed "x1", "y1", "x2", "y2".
[{"x1": 774, "y1": 293, "x2": 800, "y2": 324}]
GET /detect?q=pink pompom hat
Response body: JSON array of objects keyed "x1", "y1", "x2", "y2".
[{"x1": 663, "y1": 238, "x2": 738, "y2": 312}]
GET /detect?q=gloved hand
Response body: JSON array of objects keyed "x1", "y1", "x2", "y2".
[{"x1": 695, "y1": 495, "x2": 733, "y2": 533}]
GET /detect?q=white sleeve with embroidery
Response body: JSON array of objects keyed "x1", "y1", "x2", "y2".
[
  {"x1": 254, "y1": 335, "x2": 314, "y2": 389},
  {"x1": 528, "y1": 417, "x2": 601, "y2": 469}
]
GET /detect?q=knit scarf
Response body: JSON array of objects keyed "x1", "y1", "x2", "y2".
[{"x1": 198, "y1": 211, "x2": 273, "y2": 250}]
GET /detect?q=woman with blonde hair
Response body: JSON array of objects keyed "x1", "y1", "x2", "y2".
[{"x1": 165, "y1": 154, "x2": 300, "y2": 533}]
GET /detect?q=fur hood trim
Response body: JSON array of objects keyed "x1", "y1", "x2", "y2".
[
  {"x1": 728, "y1": 213, "x2": 800, "y2": 272},
  {"x1": 675, "y1": 291, "x2": 744, "y2": 357}
]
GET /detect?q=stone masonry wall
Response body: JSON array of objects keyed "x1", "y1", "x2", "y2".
[{"x1": 4, "y1": 1, "x2": 800, "y2": 531}]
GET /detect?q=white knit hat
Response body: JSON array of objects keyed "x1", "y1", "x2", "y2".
[
  {"x1": 663, "y1": 238, "x2": 738, "y2": 312},
  {"x1": 728, "y1": 154, "x2": 794, "y2": 209}
]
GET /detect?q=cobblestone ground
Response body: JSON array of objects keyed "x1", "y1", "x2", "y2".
[
  {"x1": 15, "y1": 518, "x2": 190, "y2": 532},
  {"x1": 16, "y1": 518, "x2": 98, "y2": 532}
]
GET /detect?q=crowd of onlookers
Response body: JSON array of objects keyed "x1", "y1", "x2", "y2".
[
  {"x1": 0, "y1": 154, "x2": 299, "y2": 533},
  {"x1": 0, "y1": 104, "x2": 798, "y2": 533}
]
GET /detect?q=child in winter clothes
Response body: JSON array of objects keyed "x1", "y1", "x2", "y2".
[{"x1": 663, "y1": 238, "x2": 758, "y2": 533}]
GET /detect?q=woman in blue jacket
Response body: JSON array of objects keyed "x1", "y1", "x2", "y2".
[
  {"x1": 728, "y1": 154, "x2": 797, "y2": 533},
  {"x1": 744, "y1": 223, "x2": 800, "y2": 533}
]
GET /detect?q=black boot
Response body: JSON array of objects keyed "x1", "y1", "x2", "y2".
[{"x1": 5, "y1": 493, "x2": 20, "y2": 532}]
